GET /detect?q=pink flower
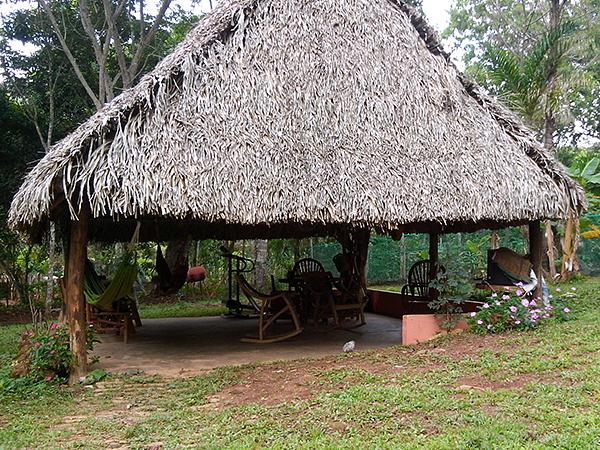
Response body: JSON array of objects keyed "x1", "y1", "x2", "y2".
[
  {"x1": 491, "y1": 293, "x2": 498, "y2": 298},
  {"x1": 516, "y1": 289, "x2": 524, "y2": 296},
  {"x1": 563, "y1": 308, "x2": 571, "y2": 313},
  {"x1": 34, "y1": 342, "x2": 41, "y2": 348},
  {"x1": 483, "y1": 303, "x2": 490, "y2": 309},
  {"x1": 45, "y1": 375, "x2": 53, "y2": 381},
  {"x1": 530, "y1": 300, "x2": 537, "y2": 307},
  {"x1": 495, "y1": 300, "x2": 501, "y2": 306},
  {"x1": 556, "y1": 288, "x2": 561, "y2": 292},
  {"x1": 521, "y1": 299, "x2": 530, "y2": 308},
  {"x1": 514, "y1": 320, "x2": 521, "y2": 325},
  {"x1": 470, "y1": 312, "x2": 477, "y2": 317},
  {"x1": 477, "y1": 320, "x2": 483, "y2": 325},
  {"x1": 502, "y1": 294, "x2": 510, "y2": 301},
  {"x1": 50, "y1": 350, "x2": 56, "y2": 355},
  {"x1": 49, "y1": 323, "x2": 59, "y2": 331},
  {"x1": 545, "y1": 305, "x2": 553, "y2": 311},
  {"x1": 509, "y1": 306, "x2": 518, "y2": 313}
]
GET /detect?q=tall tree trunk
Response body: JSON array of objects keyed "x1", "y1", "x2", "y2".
[
  {"x1": 165, "y1": 240, "x2": 190, "y2": 272},
  {"x1": 252, "y1": 240, "x2": 268, "y2": 290},
  {"x1": 542, "y1": 90, "x2": 558, "y2": 279},
  {"x1": 490, "y1": 230, "x2": 499, "y2": 249},
  {"x1": 293, "y1": 239, "x2": 301, "y2": 263},
  {"x1": 66, "y1": 208, "x2": 90, "y2": 383},
  {"x1": 544, "y1": 221, "x2": 558, "y2": 280},
  {"x1": 560, "y1": 212, "x2": 579, "y2": 280}
]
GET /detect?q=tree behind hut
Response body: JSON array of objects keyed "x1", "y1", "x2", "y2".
[
  {"x1": 445, "y1": 0, "x2": 600, "y2": 279},
  {"x1": 1, "y1": 1, "x2": 200, "y2": 310}
]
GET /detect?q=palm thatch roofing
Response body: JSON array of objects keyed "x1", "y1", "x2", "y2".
[{"x1": 9, "y1": 0, "x2": 585, "y2": 242}]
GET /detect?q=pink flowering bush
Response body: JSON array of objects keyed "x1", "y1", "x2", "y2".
[
  {"x1": 26, "y1": 324, "x2": 73, "y2": 381},
  {"x1": 11, "y1": 323, "x2": 97, "y2": 383},
  {"x1": 469, "y1": 286, "x2": 574, "y2": 334}
]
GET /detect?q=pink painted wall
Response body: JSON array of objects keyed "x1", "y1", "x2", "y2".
[{"x1": 402, "y1": 314, "x2": 469, "y2": 345}]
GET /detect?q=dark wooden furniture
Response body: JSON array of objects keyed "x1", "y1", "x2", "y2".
[
  {"x1": 400, "y1": 260, "x2": 444, "y2": 298},
  {"x1": 237, "y1": 274, "x2": 303, "y2": 343},
  {"x1": 293, "y1": 258, "x2": 325, "y2": 275},
  {"x1": 301, "y1": 271, "x2": 366, "y2": 330},
  {"x1": 280, "y1": 258, "x2": 327, "y2": 293}
]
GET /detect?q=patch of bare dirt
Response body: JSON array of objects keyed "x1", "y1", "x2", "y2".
[
  {"x1": 455, "y1": 371, "x2": 565, "y2": 394},
  {"x1": 206, "y1": 355, "x2": 429, "y2": 409},
  {"x1": 208, "y1": 363, "x2": 322, "y2": 408}
]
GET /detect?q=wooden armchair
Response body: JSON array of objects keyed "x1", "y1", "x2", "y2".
[
  {"x1": 237, "y1": 274, "x2": 303, "y2": 343},
  {"x1": 401, "y1": 260, "x2": 444, "y2": 299}
]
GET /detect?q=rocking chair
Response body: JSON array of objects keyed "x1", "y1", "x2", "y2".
[{"x1": 237, "y1": 274, "x2": 304, "y2": 343}]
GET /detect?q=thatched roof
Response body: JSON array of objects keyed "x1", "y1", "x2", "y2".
[{"x1": 9, "y1": 0, "x2": 585, "y2": 242}]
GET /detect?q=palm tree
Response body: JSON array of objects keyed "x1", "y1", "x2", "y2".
[{"x1": 473, "y1": 13, "x2": 592, "y2": 280}]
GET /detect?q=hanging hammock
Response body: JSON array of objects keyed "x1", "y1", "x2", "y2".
[
  {"x1": 83, "y1": 223, "x2": 140, "y2": 311},
  {"x1": 153, "y1": 244, "x2": 188, "y2": 296}
]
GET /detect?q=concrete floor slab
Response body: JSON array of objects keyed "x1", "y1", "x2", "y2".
[{"x1": 93, "y1": 313, "x2": 401, "y2": 376}]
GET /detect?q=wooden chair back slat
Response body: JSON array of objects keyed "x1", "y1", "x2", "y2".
[
  {"x1": 292, "y1": 258, "x2": 325, "y2": 277},
  {"x1": 402, "y1": 260, "x2": 444, "y2": 298}
]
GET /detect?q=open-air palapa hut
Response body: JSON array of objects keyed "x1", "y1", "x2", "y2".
[{"x1": 9, "y1": 0, "x2": 585, "y2": 378}]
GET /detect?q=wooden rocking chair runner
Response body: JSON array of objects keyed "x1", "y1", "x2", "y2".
[
  {"x1": 401, "y1": 260, "x2": 445, "y2": 298},
  {"x1": 236, "y1": 274, "x2": 304, "y2": 343}
]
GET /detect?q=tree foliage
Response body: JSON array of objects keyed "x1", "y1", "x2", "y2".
[{"x1": 445, "y1": 0, "x2": 600, "y2": 146}]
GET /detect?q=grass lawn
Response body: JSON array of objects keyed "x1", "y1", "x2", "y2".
[
  {"x1": 0, "y1": 278, "x2": 599, "y2": 448},
  {"x1": 137, "y1": 300, "x2": 228, "y2": 319}
]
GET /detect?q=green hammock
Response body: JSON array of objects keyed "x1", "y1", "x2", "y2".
[{"x1": 83, "y1": 224, "x2": 140, "y2": 311}]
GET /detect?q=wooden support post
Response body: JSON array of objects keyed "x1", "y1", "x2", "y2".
[
  {"x1": 428, "y1": 233, "x2": 439, "y2": 280},
  {"x1": 528, "y1": 220, "x2": 543, "y2": 299},
  {"x1": 354, "y1": 229, "x2": 370, "y2": 293},
  {"x1": 66, "y1": 207, "x2": 90, "y2": 383},
  {"x1": 428, "y1": 233, "x2": 439, "y2": 299},
  {"x1": 490, "y1": 230, "x2": 499, "y2": 250}
]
